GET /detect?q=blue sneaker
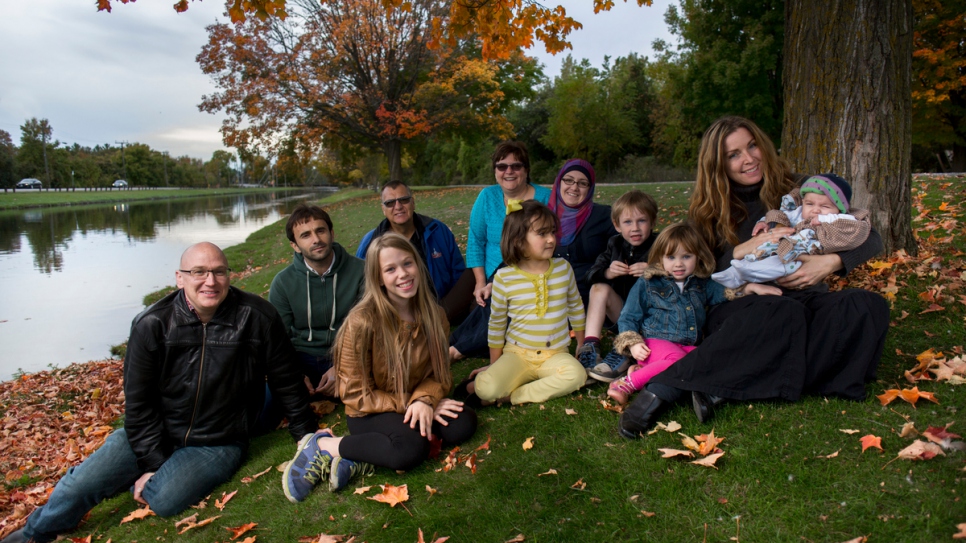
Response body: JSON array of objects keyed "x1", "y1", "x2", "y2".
[
  {"x1": 588, "y1": 350, "x2": 630, "y2": 383},
  {"x1": 329, "y1": 456, "x2": 375, "y2": 492},
  {"x1": 576, "y1": 342, "x2": 601, "y2": 369},
  {"x1": 282, "y1": 429, "x2": 334, "y2": 503}
]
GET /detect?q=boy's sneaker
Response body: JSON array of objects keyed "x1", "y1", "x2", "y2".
[
  {"x1": 588, "y1": 351, "x2": 631, "y2": 383},
  {"x1": 576, "y1": 342, "x2": 602, "y2": 369},
  {"x1": 283, "y1": 429, "x2": 335, "y2": 503},
  {"x1": 329, "y1": 457, "x2": 375, "y2": 492}
]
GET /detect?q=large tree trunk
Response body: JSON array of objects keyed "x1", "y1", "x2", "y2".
[
  {"x1": 383, "y1": 139, "x2": 403, "y2": 183},
  {"x1": 783, "y1": 0, "x2": 916, "y2": 255}
]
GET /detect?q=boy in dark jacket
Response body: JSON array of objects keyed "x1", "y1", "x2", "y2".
[{"x1": 577, "y1": 191, "x2": 659, "y2": 382}]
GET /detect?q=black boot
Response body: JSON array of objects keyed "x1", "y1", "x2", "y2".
[
  {"x1": 618, "y1": 390, "x2": 667, "y2": 439},
  {"x1": 691, "y1": 391, "x2": 725, "y2": 423}
]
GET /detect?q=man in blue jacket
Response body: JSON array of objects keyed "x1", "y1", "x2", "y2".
[{"x1": 357, "y1": 181, "x2": 473, "y2": 324}]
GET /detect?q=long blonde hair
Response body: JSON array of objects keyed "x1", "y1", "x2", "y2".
[
  {"x1": 689, "y1": 116, "x2": 797, "y2": 249},
  {"x1": 332, "y1": 233, "x2": 451, "y2": 401}
]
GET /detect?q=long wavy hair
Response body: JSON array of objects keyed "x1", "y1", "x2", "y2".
[
  {"x1": 689, "y1": 116, "x2": 797, "y2": 249},
  {"x1": 332, "y1": 233, "x2": 451, "y2": 401},
  {"x1": 647, "y1": 222, "x2": 717, "y2": 279}
]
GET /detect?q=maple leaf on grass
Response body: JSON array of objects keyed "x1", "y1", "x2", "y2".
[
  {"x1": 537, "y1": 468, "x2": 558, "y2": 476},
  {"x1": 227, "y1": 522, "x2": 257, "y2": 540},
  {"x1": 215, "y1": 489, "x2": 238, "y2": 510},
  {"x1": 876, "y1": 386, "x2": 939, "y2": 407},
  {"x1": 425, "y1": 485, "x2": 437, "y2": 496},
  {"x1": 860, "y1": 435, "x2": 883, "y2": 453},
  {"x1": 368, "y1": 484, "x2": 412, "y2": 515},
  {"x1": 119, "y1": 506, "x2": 155, "y2": 524},
  {"x1": 522, "y1": 437, "x2": 534, "y2": 450},
  {"x1": 177, "y1": 514, "x2": 221, "y2": 534},
  {"x1": 473, "y1": 434, "x2": 491, "y2": 453},
  {"x1": 691, "y1": 451, "x2": 725, "y2": 469},
  {"x1": 353, "y1": 486, "x2": 372, "y2": 495},
  {"x1": 417, "y1": 528, "x2": 450, "y2": 543},
  {"x1": 658, "y1": 448, "x2": 694, "y2": 459},
  {"x1": 241, "y1": 465, "x2": 272, "y2": 484}
]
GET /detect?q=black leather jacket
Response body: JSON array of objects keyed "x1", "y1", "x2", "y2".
[{"x1": 123, "y1": 287, "x2": 316, "y2": 472}]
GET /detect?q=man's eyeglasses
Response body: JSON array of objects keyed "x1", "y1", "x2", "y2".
[
  {"x1": 382, "y1": 196, "x2": 413, "y2": 208},
  {"x1": 179, "y1": 268, "x2": 231, "y2": 279},
  {"x1": 495, "y1": 162, "x2": 525, "y2": 172},
  {"x1": 561, "y1": 177, "x2": 591, "y2": 189}
]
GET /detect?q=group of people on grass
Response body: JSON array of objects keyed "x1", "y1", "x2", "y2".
[{"x1": 4, "y1": 116, "x2": 889, "y2": 543}]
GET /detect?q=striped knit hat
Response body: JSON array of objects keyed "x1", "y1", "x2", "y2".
[{"x1": 800, "y1": 174, "x2": 852, "y2": 213}]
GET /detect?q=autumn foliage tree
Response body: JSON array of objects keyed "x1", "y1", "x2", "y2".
[
  {"x1": 911, "y1": 0, "x2": 966, "y2": 171},
  {"x1": 197, "y1": 0, "x2": 513, "y2": 181}
]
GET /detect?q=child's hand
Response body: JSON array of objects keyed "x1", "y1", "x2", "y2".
[
  {"x1": 473, "y1": 282, "x2": 493, "y2": 306},
  {"x1": 752, "y1": 221, "x2": 770, "y2": 236},
  {"x1": 404, "y1": 401, "x2": 435, "y2": 438},
  {"x1": 742, "y1": 283, "x2": 782, "y2": 296},
  {"x1": 469, "y1": 364, "x2": 491, "y2": 379},
  {"x1": 605, "y1": 261, "x2": 630, "y2": 279},
  {"x1": 629, "y1": 342, "x2": 651, "y2": 361},
  {"x1": 628, "y1": 262, "x2": 649, "y2": 277}
]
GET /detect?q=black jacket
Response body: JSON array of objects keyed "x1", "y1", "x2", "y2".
[
  {"x1": 586, "y1": 230, "x2": 658, "y2": 300},
  {"x1": 123, "y1": 287, "x2": 316, "y2": 472},
  {"x1": 553, "y1": 203, "x2": 614, "y2": 303}
]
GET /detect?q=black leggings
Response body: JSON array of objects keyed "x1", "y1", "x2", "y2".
[{"x1": 341, "y1": 408, "x2": 478, "y2": 472}]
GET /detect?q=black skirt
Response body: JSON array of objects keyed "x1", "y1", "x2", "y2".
[{"x1": 650, "y1": 288, "x2": 889, "y2": 401}]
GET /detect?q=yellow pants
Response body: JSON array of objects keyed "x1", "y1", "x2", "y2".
[{"x1": 475, "y1": 344, "x2": 584, "y2": 405}]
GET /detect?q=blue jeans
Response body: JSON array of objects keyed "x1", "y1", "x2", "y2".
[
  {"x1": 23, "y1": 429, "x2": 243, "y2": 543},
  {"x1": 254, "y1": 351, "x2": 333, "y2": 435}
]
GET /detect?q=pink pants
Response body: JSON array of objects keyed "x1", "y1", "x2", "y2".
[{"x1": 627, "y1": 338, "x2": 697, "y2": 390}]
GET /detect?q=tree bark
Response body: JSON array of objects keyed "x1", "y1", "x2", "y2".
[
  {"x1": 383, "y1": 139, "x2": 403, "y2": 182},
  {"x1": 783, "y1": 0, "x2": 916, "y2": 254}
]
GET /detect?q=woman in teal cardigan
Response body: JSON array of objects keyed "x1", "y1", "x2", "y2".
[{"x1": 452, "y1": 141, "x2": 550, "y2": 360}]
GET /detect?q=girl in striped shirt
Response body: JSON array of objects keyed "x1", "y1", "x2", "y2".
[{"x1": 471, "y1": 200, "x2": 587, "y2": 405}]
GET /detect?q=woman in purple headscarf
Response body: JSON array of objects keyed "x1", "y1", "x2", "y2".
[{"x1": 549, "y1": 159, "x2": 614, "y2": 303}]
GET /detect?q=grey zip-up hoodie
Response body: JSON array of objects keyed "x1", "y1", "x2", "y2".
[{"x1": 269, "y1": 243, "x2": 365, "y2": 356}]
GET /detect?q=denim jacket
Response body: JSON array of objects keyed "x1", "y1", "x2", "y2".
[{"x1": 616, "y1": 268, "x2": 734, "y2": 346}]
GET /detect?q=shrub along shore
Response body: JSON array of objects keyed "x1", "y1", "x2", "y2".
[{"x1": 2, "y1": 179, "x2": 964, "y2": 542}]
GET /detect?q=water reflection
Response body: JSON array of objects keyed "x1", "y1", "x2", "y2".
[{"x1": 0, "y1": 191, "x2": 326, "y2": 380}]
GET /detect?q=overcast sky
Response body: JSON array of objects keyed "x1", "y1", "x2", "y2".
[{"x1": 0, "y1": 0, "x2": 675, "y2": 161}]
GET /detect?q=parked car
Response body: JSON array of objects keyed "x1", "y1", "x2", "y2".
[
  {"x1": 112, "y1": 179, "x2": 129, "y2": 188},
  {"x1": 16, "y1": 178, "x2": 43, "y2": 189}
]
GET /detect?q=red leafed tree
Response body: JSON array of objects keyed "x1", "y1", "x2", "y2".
[{"x1": 196, "y1": 0, "x2": 513, "y2": 181}]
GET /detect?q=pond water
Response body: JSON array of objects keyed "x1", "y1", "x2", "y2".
[{"x1": 0, "y1": 191, "x2": 327, "y2": 381}]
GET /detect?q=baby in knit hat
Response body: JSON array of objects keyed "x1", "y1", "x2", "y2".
[{"x1": 712, "y1": 174, "x2": 871, "y2": 289}]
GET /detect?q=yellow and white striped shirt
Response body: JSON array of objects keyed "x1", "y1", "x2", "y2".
[{"x1": 488, "y1": 258, "x2": 586, "y2": 351}]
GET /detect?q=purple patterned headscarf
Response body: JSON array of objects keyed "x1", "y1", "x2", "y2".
[{"x1": 549, "y1": 159, "x2": 596, "y2": 246}]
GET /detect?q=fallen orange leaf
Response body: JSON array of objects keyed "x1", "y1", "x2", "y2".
[
  {"x1": 177, "y1": 515, "x2": 221, "y2": 535},
  {"x1": 417, "y1": 528, "x2": 450, "y2": 543},
  {"x1": 537, "y1": 468, "x2": 558, "y2": 476},
  {"x1": 570, "y1": 478, "x2": 586, "y2": 490},
  {"x1": 119, "y1": 506, "x2": 155, "y2": 524},
  {"x1": 215, "y1": 489, "x2": 238, "y2": 510},
  {"x1": 367, "y1": 484, "x2": 409, "y2": 508},
  {"x1": 473, "y1": 435, "x2": 491, "y2": 452},
  {"x1": 658, "y1": 448, "x2": 694, "y2": 459},
  {"x1": 859, "y1": 435, "x2": 883, "y2": 453},
  {"x1": 690, "y1": 451, "x2": 725, "y2": 469},
  {"x1": 504, "y1": 535, "x2": 525, "y2": 543},
  {"x1": 522, "y1": 437, "x2": 534, "y2": 450},
  {"x1": 353, "y1": 485, "x2": 372, "y2": 495},
  {"x1": 953, "y1": 522, "x2": 966, "y2": 539},
  {"x1": 227, "y1": 522, "x2": 257, "y2": 540},
  {"x1": 896, "y1": 440, "x2": 945, "y2": 461},
  {"x1": 425, "y1": 485, "x2": 437, "y2": 496}
]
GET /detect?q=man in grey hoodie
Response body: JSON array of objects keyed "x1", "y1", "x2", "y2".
[{"x1": 269, "y1": 204, "x2": 365, "y2": 398}]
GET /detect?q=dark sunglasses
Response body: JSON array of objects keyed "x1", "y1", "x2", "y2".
[
  {"x1": 495, "y1": 162, "x2": 525, "y2": 172},
  {"x1": 382, "y1": 196, "x2": 413, "y2": 208}
]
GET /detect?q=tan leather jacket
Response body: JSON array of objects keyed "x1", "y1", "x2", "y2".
[{"x1": 336, "y1": 308, "x2": 450, "y2": 417}]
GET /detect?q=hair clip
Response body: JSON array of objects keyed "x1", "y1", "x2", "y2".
[{"x1": 506, "y1": 199, "x2": 523, "y2": 215}]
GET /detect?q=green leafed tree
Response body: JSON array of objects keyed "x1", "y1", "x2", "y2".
[
  {"x1": 650, "y1": 0, "x2": 784, "y2": 167},
  {"x1": 16, "y1": 118, "x2": 55, "y2": 185},
  {"x1": 542, "y1": 55, "x2": 644, "y2": 171},
  {"x1": 0, "y1": 130, "x2": 15, "y2": 188}
]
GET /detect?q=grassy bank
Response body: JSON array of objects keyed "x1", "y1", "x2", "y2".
[
  {"x1": 5, "y1": 180, "x2": 965, "y2": 542},
  {"x1": 0, "y1": 186, "x2": 320, "y2": 211}
]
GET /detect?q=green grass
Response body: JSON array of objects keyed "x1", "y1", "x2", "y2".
[
  {"x1": 0, "y1": 186, "x2": 316, "y2": 210},
  {"x1": 76, "y1": 180, "x2": 965, "y2": 542}
]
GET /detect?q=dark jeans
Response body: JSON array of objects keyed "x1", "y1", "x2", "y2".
[
  {"x1": 23, "y1": 429, "x2": 243, "y2": 543},
  {"x1": 255, "y1": 351, "x2": 333, "y2": 435},
  {"x1": 341, "y1": 408, "x2": 478, "y2": 472},
  {"x1": 440, "y1": 268, "x2": 476, "y2": 326},
  {"x1": 448, "y1": 298, "x2": 492, "y2": 359}
]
